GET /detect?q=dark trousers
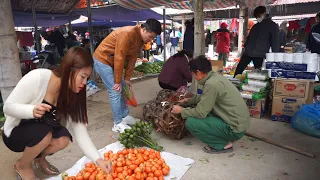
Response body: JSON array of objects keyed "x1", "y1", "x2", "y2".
[
  {"x1": 159, "y1": 81, "x2": 178, "y2": 91},
  {"x1": 156, "y1": 45, "x2": 163, "y2": 55},
  {"x1": 144, "y1": 50, "x2": 150, "y2": 60},
  {"x1": 234, "y1": 54, "x2": 264, "y2": 77}
]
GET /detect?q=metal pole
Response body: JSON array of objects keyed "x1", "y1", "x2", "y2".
[
  {"x1": 163, "y1": 8, "x2": 166, "y2": 61},
  {"x1": 32, "y1": 0, "x2": 40, "y2": 53},
  {"x1": 68, "y1": 13, "x2": 72, "y2": 33},
  {"x1": 87, "y1": 0, "x2": 96, "y2": 82},
  {"x1": 182, "y1": 14, "x2": 185, "y2": 41}
]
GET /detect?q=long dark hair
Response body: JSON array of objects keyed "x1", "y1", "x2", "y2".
[{"x1": 53, "y1": 47, "x2": 93, "y2": 124}]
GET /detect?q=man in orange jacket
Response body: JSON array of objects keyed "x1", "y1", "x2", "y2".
[{"x1": 93, "y1": 19, "x2": 161, "y2": 133}]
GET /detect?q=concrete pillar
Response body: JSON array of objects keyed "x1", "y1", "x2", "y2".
[{"x1": 0, "y1": 0, "x2": 22, "y2": 101}]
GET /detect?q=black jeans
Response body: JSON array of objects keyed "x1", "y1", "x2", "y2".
[
  {"x1": 143, "y1": 50, "x2": 150, "y2": 60},
  {"x1": 156, "y1": 45, "x2": 163, "y2": 55},
  {"x1": 234, "y1": 54, "x2": 264, "y2": 77}
]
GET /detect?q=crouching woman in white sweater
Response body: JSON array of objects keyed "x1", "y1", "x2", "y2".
[{"x1": 2, "y1": 47, "x2": 112, "y2": 179}]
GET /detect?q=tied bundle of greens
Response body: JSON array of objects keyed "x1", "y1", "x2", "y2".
[
  {"x1": 122, "y1": 84, "x2": 138, "y2": 107},
  {"x1": 118, "y1": 121, "x2": 164, "y2": 151}
]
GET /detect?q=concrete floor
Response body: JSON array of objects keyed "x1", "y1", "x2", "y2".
[{"x1": 0, "y1": 78, "x2": 319, "y2": 180}]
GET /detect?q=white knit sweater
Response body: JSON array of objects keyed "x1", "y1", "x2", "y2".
[{"x1": 3, "y1": 69, "x2": 101, "y2": 162}]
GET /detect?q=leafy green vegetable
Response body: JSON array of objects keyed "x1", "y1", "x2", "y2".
[
  {"x1": 134, "y1": 62, "x2": 164, "y2": 74},
  {"x1": 118, "y1": 121, "x2": 164, "y2": 151}
]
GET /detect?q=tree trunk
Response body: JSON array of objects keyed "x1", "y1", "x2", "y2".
[
  {"x1": 191, "y1": 0, "x2": 204, "y2": 94},
  {"x1": 0, "y1": 0, "x2": 22, "y2": 102},
  {"x1": 193, "y1": 0, "x2": 205, "y2": 57}
]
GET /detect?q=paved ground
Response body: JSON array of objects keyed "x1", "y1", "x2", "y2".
[{"x1": 0, "y1": 78, "x2": 319, "y2": 180}]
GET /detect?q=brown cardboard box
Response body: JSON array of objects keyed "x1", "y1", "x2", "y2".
[
  {"x1": 271, "y1": 97, "x2": 312, "y2": 122},
  {"x1": 210, "y1": 60, "x2": 224, "y2": 72},
  {"x1": 245, "y1": 98, "x2": 266, "y2": 119},
  {"x1": 273, "y1": 79, "x2": 313, "y2": 99}
]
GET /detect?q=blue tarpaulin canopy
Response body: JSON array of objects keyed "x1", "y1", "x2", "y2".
[
  {"x1": 13, "y1": 5, "x2": 164, "y2": 27},
  {"x1": 72, "y1": 20, "x2": 136, "y2": 27},
  {"x1": 13, "y1": 11, "x2": 79, "y2": 27},
  {"x1": 73, "y1": 5, "x2": 165, "y2": 21}
]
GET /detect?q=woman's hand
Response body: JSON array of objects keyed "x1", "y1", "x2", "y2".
[
  {"x1": 33, "y1": 103, "x2": 52, "y2": 118},
  {"x1": 96, "y1": 158, "x2": 113, "y2": 173}
]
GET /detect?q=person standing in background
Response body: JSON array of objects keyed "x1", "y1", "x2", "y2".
[
  {"x1": 42, "y1": 28, "x2": 66, "y2": 57},
  {"x1": 307, "y1": 12, "x2": 320, "y2": 54},
  {"x1": 205, "y1": 29, "x2": 212, "y2": 47},
  {"x1": 155, "y1": 35, "x2": 163, "y2": 55},
  {"x1": 183, "y1": 19, "x2": 194, "y2": 52},
  {"x1": 143, "y1": 41, "x2": 152, "y2": 60},
  {"x1": 234, "y1": 6, "x2": 279, "y2": 77},
  {"x1": 279, "y1": 21, "x2": 288, "y2": 52},
  {"x1": 215, "y1": 22, "x2": 230, "y2": 66}
]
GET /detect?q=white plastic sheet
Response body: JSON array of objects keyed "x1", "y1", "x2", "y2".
[{"x1": 46, "y1": 141, "x2": 195, "y2": 180}]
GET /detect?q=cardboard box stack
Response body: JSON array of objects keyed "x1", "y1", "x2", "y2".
[
  {"x1": 265, "y1": 52, "x2": 319, "y2": 81},
  {"x1": 240, "y1": 72, "x2": 270, "y2": 119},
  {"x1": 271, "y1": 79, "x2": 315, "y2": 122}
]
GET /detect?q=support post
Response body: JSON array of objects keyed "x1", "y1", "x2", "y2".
[
  {"x1": 32, "y1": 0, "x2": 40, "y2": 53},
  {"x1": 191, "y1": 0, "x2": 205, "y2": 94},
  {"x1": 237, "y1": 7, "x2": 248, "y2": 56},
  {"x1": 87, "y1": 0, "x2": 96, "y2": 81},
  {"x1": 0, "y1": 0, "x2": 22, "y2": 102},
  {"x1": 68, "y1": 13, "x2": 72, "y2": 33},
  {"x1": 163, "y1": 8, "x2": 166, "y2": 61},
  {"x1": 193, "y1": 0, "x2": 205, "y2": 57},
  {"x1": 181, "y1": 14, "x2": 185, "y2": 41}
]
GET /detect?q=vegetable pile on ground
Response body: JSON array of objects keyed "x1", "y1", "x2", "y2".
[
  {"x1": 62, "y1": 148, "x2": 171, "y2": 180},
  {"x1": 119, "y1": 121, "x2": 164, "y2": 151},
  {"x1": 134, "y1": 62, "x2": 164, "y2": 74},
  {"x1": 132, "y1": 71, "x2": 145, "y2": 78}
]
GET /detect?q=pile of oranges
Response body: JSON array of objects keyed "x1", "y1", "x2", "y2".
[{"x1": 63, "y1": 148, "x2": 170, "y2": 180}]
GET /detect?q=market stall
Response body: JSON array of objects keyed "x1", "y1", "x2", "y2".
[{"x1": 209, "y1": 50, "x2": 320, "y2": 124}]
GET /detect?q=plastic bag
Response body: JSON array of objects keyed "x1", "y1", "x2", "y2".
[
  {"x1": 291, "y1": 103, "x2": 320, "y2": 138},
  {"x1": 122, "y1": 84, "x2": 138, "y2": 107},
  {"x1": 176, "y1": 86, "x2": 188, "y2": 93}
]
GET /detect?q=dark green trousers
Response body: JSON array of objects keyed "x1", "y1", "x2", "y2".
[
  {"x1": 218, "y1": 53, "x2": 228, "y2": 66},
  {"x1": 185, "y1": 114, "x2": 245, "y2": 150}
]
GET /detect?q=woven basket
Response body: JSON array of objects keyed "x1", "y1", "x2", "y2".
[
  {"x1": 143, "y1": 90, "x2": 193, "y2": 139},
  {"x1": 143, "y1": 101, "x2": 187, "y2": 139}
]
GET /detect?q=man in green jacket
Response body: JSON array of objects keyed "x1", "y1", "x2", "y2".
[{"x1": 171, "y1": 55, "x2": 250, "y2": 153}]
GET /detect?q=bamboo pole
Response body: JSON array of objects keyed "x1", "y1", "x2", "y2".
[{"x1": 246, "y1": 132, "x2": 315, "y2": 158}]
